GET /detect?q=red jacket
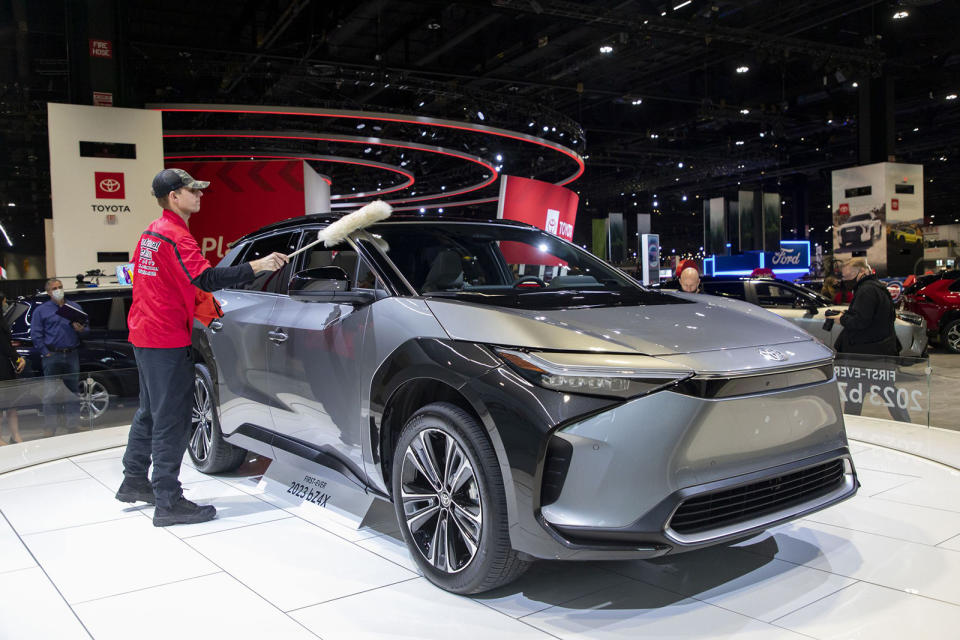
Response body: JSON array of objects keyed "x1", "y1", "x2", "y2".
[{"x1": 128, "y1": 210, "x2": 211, "y2": 348}]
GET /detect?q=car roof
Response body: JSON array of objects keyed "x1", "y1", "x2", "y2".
[{"x1": 235, "y1": 213, "x2": 540, "y2": 244}]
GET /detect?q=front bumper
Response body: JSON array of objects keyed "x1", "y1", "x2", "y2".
[{"x1": 517, "y1": 376, "x2": 858, "y2": 560}]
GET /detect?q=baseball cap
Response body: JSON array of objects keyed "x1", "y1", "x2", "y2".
[{"x1": 151, "y1": 168, "x2": 210, "y2": 197}]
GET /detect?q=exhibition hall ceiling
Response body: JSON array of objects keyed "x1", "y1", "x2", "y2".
[{"x1": 1, "y1": 0, "x2": 959, "y2": 253}]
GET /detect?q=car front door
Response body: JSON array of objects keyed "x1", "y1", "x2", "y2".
[
  {"x1": 265, "y1": 233, "x2": 383, "y2": 482},
  {"x1": 207, "y1": 231, "x2": 299, "y2": 439}
]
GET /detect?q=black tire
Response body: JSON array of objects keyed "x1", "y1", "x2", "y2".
[
  {"x1": 941, "y1": 319, "x2": 960, "y2": 354},
  {"x1": 188, "y1": 362, "x2": 247, "y2": 474},
  {"x1": 390, "y1": 402, "x2": 529, "y2": 594}
]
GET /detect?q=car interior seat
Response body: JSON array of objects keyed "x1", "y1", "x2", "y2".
[{"x1": 422, "y1": 249, "x2": 464, "y2": 292}]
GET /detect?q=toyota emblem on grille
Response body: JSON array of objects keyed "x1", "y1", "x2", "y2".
[
  {"x1": 99, "y1": 178, "x2": 121, "y2": 192},
  {"x1": 758, "y1": 347, "x2": 787, "y2": 362}
]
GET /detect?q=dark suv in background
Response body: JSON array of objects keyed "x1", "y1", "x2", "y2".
[
  {"x1": 4, "y1": 286, "x2": 138, "y2": 420},
  {"x1": 900, "y1": 270, "x2": 960, "y2": 353}
]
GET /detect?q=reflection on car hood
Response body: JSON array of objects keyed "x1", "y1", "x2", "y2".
[{"x1": 425, "y1": 292, "x2": 812, "y2": 356}]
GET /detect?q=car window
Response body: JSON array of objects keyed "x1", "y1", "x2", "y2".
[
  {"x1": 702, "y1": 281, "x2": 746, "y2": 300},
  {"x1": 107, "y1": 296, "x2": 129, "y2": 332},
  {"x1": 754, "y1": 282, "x2": 803, "y2": 308},
  {"x1": 950, "y1": 279, "x2": 960, "y2": 292},
  {"x1": 3, "y1": 301, "x2": 29, "y2": 330},
  {"x1": 296, "y1": 243, "x2": 386, "y2": 293},
  {"x1": 232, "y1": 232, "x2": 300, "y2": 294},
  {"x1": 81, "y1": 298, "x2": 113, "y2": 331},
  {"x1": 365, "y1": 222, "x2": 685, "y2": 310}
]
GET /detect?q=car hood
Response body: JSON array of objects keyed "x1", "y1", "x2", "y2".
[
  {"x1": 424, "y1": 293, "x2": 812, "y2": 357},
  {"x1": 839, "y1": 220, "x2": 872, "y2": 229}
]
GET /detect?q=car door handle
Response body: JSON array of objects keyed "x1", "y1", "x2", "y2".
[
  {"x1": 267, "y1": 329, "x2": 288, "y2": 344},
  {"x1": 209, "y1": 320, "x2": 223, "y2": 332}
]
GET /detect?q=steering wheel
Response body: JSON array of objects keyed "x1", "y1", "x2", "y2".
[{"x1": 513, "y1": 276, "x2": 546, "y2": 289}]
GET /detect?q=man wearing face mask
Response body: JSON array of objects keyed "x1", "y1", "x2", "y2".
[
  {"x1": 30, "y1": 278, "x2": 88, "y2": 434},
  {"x1": 116, "y1": 168, "x2": 288, "y2": 527},
  {"x1": 833, "y1": 257, "x2": 910, "y2": 421}
]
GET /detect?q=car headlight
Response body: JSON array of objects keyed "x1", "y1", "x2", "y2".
[
  {"x1": 896, "y1": 311, "x2": 923, "y2": 326},
  {"x1": 494, "y1": 348, "x2": 694, "y2": 399}
]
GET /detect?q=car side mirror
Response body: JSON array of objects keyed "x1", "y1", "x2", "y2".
[
  {"x1": 804, "y1": 304, "x2": 819, "y2": 316},
  {"x1": 289, "y1": 267, "x2": 375, "y2": 305}
]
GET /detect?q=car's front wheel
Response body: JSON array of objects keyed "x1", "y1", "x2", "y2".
[
  {"x1": 188, "y1": 362, "x2": 247, "y2": 473},
  {"x1": 391, "y1": 402, "x2": 528, "y2": 594},
  {"x1": 941, "y1": 319, "x2": 960, "y2": 354},
  {"x1": 78, "y1": 374, "x2": 111, "y2": 421}
]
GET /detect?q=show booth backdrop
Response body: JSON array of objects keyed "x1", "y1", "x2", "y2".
[
  {"x1": 831, "y1": 162, "x2": 924, "y2": 276},
  {"x1": 496, "y1": 175, "x2": 579, "y2": 266},
  {"x1": 47, "y1": 103, "x2": 165, "y2": 279},
  {"x1": 170, "y1": 160, "x2": 331, "y2": 261}
]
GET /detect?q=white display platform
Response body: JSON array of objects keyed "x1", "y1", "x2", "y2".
[{"x1": 2, "y1": 431, "x2": 960, "y2": 639}]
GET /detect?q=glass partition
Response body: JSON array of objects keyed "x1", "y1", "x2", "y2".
[
  {"x1": 0, "y1": 366, "x2": 138, "y2": 445},
  {"x1": 834, "y1": 353, "x2": 931, "y2": 427}
]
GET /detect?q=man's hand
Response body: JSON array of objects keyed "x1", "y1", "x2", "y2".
[
  {"x1": 72, "y1": 321, "x2": 85, "y2": 332},
  {"x1": 15, "y1": 357, "x2": 25, "y2": 374},
  {"x1": 249, "y1": 252, "x2": 289, "y2": 273}
]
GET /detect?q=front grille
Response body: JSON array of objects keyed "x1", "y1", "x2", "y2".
[
  {"x1": 669, "y1": 459, "x2": 846, "y2": 535},
  {"x1": 840, "y1": 229, "x2": 860, "y2": 243}
]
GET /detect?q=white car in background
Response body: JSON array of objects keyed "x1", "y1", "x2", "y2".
[{"x1": 837, "y1": 211, "x2": 883, "y2": 248}]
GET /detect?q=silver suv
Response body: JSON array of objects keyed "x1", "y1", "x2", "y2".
[{"x1": 189, "y1": 215, "x2": 858, "y2": 594}]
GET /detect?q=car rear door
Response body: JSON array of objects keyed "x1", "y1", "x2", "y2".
[
  {"x1": 207, "y1": 231, "x2": 299, "y2": 439},
  {"x1": 265, "y1": 232, "x2": 383, "y2": 482}
]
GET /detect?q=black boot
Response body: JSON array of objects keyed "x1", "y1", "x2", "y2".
[
  {"x1": 153, "y1": 497, "x2": 216, "y2": 527},
  {"x1": 115, "y1": 477, "x2": 155, "y2": 504}
]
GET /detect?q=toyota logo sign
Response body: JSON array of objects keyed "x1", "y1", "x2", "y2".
[
  {"x1": 94, "y1": 171, "x2": 125, "y2": 199},
  {"x1": 758, "y1": 347, "x2": 787, "y2": 362}
]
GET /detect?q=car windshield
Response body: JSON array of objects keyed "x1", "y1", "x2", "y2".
[
  {"x1": 847, "y1": 214, "x2": 872, "y2": 222},
  {"x1": 363, "y1": 221, "x2": 686, "y2": 310}
]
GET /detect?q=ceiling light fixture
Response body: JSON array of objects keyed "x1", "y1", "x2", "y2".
[
  {"x1": 740, "y1": 108, "x2": 750, "y2": 115},
  {"x1": 599, "y1": 45, "x2": 614, "y2": 54},
  {"x1": 631, "y1": 98, "x2": 643, "y2": 105},
  {"x1": 893, "y1": 10, "x2": 908, "y2": 19},
  {"x1": 947, "y1": 94, "x2": 958, "y2": 100},
  {"x1": 735, "y1": 140, "x2": 745, "y2": 146},
  {"x1": 852, "y1": 81, "x2": 859, "y2": 88},
  {"x1": 673, "y1": 0, "x2": 692, "y2": 10},
  {"x1": 677, "y1": 161, "x2": 684, "y2": 168},
  {"x1": 736, "y1": 66, "x2": 749, "y2": 74},
  {"x1": 477, "y1": 111, "x2": 485, "y2": 120}
]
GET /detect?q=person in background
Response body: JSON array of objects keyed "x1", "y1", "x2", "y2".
[
  {"x1": 30, "y1": 279, "x2": 87, "y2": 435},
  {"x1": 0, "y1": 293, "x2": 26, "y2": 445},
  {"x1": 679, "y1": 265, "x2": 701, "y2": 293},
  {"x1": 834, "y1": 257, "x2": 910, "y2": 422}
]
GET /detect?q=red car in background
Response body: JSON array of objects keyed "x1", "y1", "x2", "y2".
[{"x1": 901, "y1": 270, "x2": 960, "y2": 353}]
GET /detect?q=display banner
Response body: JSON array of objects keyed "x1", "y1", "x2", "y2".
[
  {"x1": 47, "y1": 103, "x2": 164, "y2": 278},
  {"x1": 496, "y1": 175, "x2": 579, "y2": 265},
  {"x1": 641, "y1": 234, "x2": 660, "y2": 285},
  {"x1": 608, "y1": 212, "x2": 626, "y2": 264},
  {"x1": 834, "y1": 353, "x2": 930, "y2": 425},
  {"x1": 592, "y1": 219, "x2": 607, "y2": 260},
  {"x1": 762, "y1": 193, "x2": 781, "y2": 252},
  {"x1": 705, "y1": 197, "x2": 726, "y2": 256},
  {"x1": 832, "y1": 162, "x2": 924, "y2": 276},
  {"x1": 173, "y1": 160, "x2": 330, "y2": 261}
]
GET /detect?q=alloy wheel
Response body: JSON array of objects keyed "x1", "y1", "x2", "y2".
[
  {"x1": 78, "y1": 377, "x2": 109, "y2": 421},
  {"x1": 400, "y1": 428, "x2": 482, "y2": 574},
  {"x1": 190, "y1": 375, "x2": 213, "y2": 462},
  {"x1": 947, "y1": 323, "x2": 960, "y2": 353}
]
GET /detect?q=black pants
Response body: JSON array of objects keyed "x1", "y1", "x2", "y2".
[{"x1": 122, "y1": 346, "x2": 194, "y2": 508}]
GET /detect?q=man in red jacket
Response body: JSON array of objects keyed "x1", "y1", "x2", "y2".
[{"x1": 117, "y1": 168, "x2": 288, "y2": 526}]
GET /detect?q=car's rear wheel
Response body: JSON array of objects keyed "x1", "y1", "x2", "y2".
[
  {"x1": 391, "y1": 402, "x2": 528, "y2": 594},
  {"x1": 941, "y1": 319, "x2": 960, "y2": 354},
  {"x1": 188, "y1": 362, "x2": 247, "y2": 473}
]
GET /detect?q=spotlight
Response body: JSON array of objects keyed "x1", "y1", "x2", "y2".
[
  {"x1": 419, "y1": 208, "x2": 426, "y2": 213},
  {"x1": 893, "y1": 10, "x2": 908, "y2": 19},
  {"x1": 736, "y1": 66, "x2": 749, "y2": 74},
  {"x1": 528, "y1": 121, "x2": 535, "y2": 127},
  {"x1": 947, "y1": 94, "x2": 958, "y2": 100},
  {"x1": 735, "y1": 140, "x2": 745, "y2": 146},
  {"x1": 543, "y1": 125, "x2": 549, "y2": 132},
  {"x1": 677, "y1": 161, "x2": 684, "y2": 168},
  {"x1": 599, "y1": 45, "x2": 613, "y2": 54},
  {"x1": 740, "y1": 108, "x2": 750, "y2": 115},
  {"x1": 631, "y1": 98, "x2": 643, "y2": 105},
  {"x1": 682, "y1": 195, "x2": 688, "y2": 201},
  {"x1": 496, "y1": 154, "x2": 503, "y2": 162},
  {"x1": 477, "y1": 111, "x2": 485, "y2": 120},
  {"x1": 852, "y1": 81, "x2": 859, "y2": 88},
  {"x1": 653, "y1": 200, "x2": 659, "y2": 207}
]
